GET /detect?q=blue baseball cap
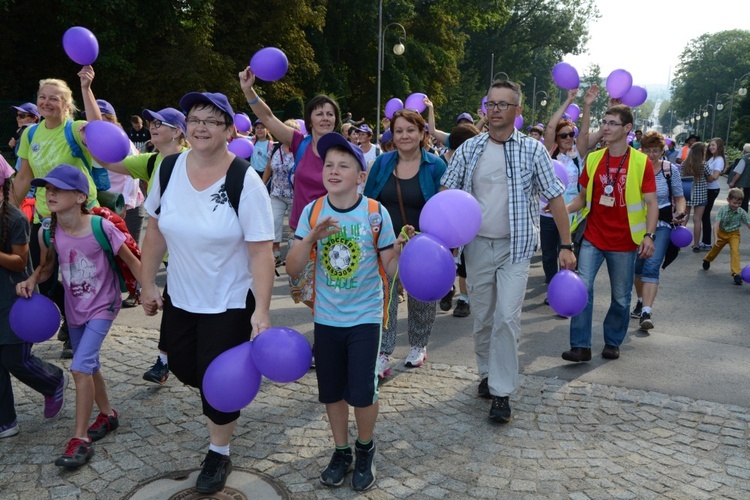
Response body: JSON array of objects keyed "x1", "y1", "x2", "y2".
[
  {"x1": 456, "y1": 112, "x2": 473, "y2": 124},
  {"x1": 317, "y1": 132, "x2": 367, "y2": 171},
  {"x1": 380, "y1": 129, "x2": 393, "y2": 143},
  {"x1": 355, "y1": 123, "x2": 373, "y2": 135},
  {"x1": 11, "y1": 103, "x2": 40, "y2": 118},
  {"x1": 31, "y1": 164, "x2": 89, "y2": 196},
  {"x1": 96, "y1": 99, "x2": 116, "y2": 116},
  {"x1": 180, "y1": 92, "x2": 235, "y2": 125},
  {"x1": 142, "y1": 107, "x2": 187, "y2": 135}
]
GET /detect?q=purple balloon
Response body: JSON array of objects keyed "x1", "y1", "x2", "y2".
[
  {"x1": 295, "y1": 118, "x2": 308, "y2": 135},
  {"x1": 235, "y1": 113, "x2": 251, "y2": 133},
  {"x1": 481, "y1": 96, "x2": 488, "y2": 115},
  {"x1": 548, "y1": 270, "x2": 588, "y2": 317},
  {"x1": 385, "y1": 98, "x2": 404, "y2": 120},
  {"x1": 620, "y1": 85, "x2": 648, "y2": 107},
  {"x1": 399, "y1": 234, "x2": 456, "y2": 302},
  {"x1": 250, "y1": 47, "x2": 289, "y2": 82},
  {"x1": 9, "y1": 294, "x2": 61, "y2": 343},
  {"x1": 742, "y1": 265, "x2": 750, "y2": 283},
  {"x1": 251, "y1": 327, "x2": 312, "y2": 383},
  {"x1": 228, "y1": 137, "x2": 255, "y2": 158},
  {"x1": 606, "y1": 69, "x2": 633, "y2": 99},
  {"x1": 670, "y1": 226, "x2": 692, "y2": 248},
  {"x1": 573, "y1": 126, "x2": 579, "y2": 138},
  {"x1": 63, "y1": 27, "x2": 99, "y2": 66},
  {"x1": 552, "y1": 62, "x2": 580, "y2": 89},
  {"x1": 203, "y1": 342, "x2": 262, "y2": 413},
  {"x1": 565, "y1": 104, "x2": 581, "y2": 122},
  {"x1": 552, "y1": 160, "x2": 569, "y2": 187},
  {"x1": 85, "y1": 121, "x2": 131, "y2": 164},
  {"x1": 514, "y1": 115, "x2": 524, "y2": 130},
  {"x1": 404, "y1": 93, "x2": 427, "y2": 113},
  {"x1": 419, "y1": 190, "x2": 482, "y2": 248}
]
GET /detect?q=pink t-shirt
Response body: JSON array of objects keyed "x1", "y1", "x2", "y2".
[
  {"x1": 53, "y1": 217, "x2": 126, "y2": 327},
  {"x1": 289, "y1": 130, "x2": 327, "y2": 230}
]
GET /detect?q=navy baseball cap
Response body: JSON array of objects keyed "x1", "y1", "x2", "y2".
[
  {"x1": 317, "y1": 132, "x2": 367, "y2": 171},
  {"x1": 31, "y1": 164, "x2": 89, "y2": 196},
  {"x1": 180, "y1": 92, "x2": 235, "y2": 125},
  {"x1": 11, "y1": 103, "x2": 40, "y2": 118},
  {"x1": 142, "y1": 107, "x2": 187, "y2": 135}
]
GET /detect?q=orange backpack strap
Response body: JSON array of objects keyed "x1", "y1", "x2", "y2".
[
  {"x1": 367, "y1": 198, "x2": 390, "y2": 326},
  {"x1": 306, "y1": 196, "x2": 327, "y2": 314}
]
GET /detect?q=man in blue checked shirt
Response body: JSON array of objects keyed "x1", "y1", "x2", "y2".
[{"x1": 441, "y1": 79, "x2": 576, "y2": 424}]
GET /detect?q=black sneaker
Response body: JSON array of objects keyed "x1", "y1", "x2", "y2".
[
  {"x1": 561, "y1": 347, "x2": 592, "y2": 362},
  {"x1": 734, "y1": 274, "x2": 743, "y2": 286},
  {"x1": 630, "y1": 301, "x2": 642, "y2": 318},
  {"x1": 477, "y1": 377, "x2": 491, "y2": 399},
  {"x1": 143, "y1": 357, "x2": 169, "y2": 384},
  {"x1": 196, "y1": 450, "x2": 232, "y2": 494},
  {"x1": 489, "y1": 396, "x2": 512, "y2": 423},
  {"x1": 87, "y1": 410, "x2": 119, "y2": 442},
  {"x1": 61, "y1": 339, "x2": 73, "y2": 360},
  {"x1": 453, "y1": 299, "x2": 470, "y2": 317},
  {"x1": 703, "y1": 260, "x2": 710, "y2": 270},
  {"x1": 602, "y1": 345, "x2": 620, "y2": 359},
  {"x1": 351, "y1": 443, "x2": 376, "y2": 491},
  {"x1": 319, "y1": 448, "x2": 353, "y2": 487},
  {"x1": 639, "y1": 311, "x2": 654, "y2": 330},
  {"x1": 57, "y1": 321, "x2": 70, "y2": 341},
  {"x1": 439, "y1": 286, "x2": 455, "y2": 312},
  {"x1": 55, "y1": 438, "x2": 94, "y2": 468}
]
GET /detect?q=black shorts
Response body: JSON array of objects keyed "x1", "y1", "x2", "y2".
[
  {"x1": 457, "y1": 251, "x2": 467, "y2": 279},
  {"x1": 313, "y1": 323, "x2": 380, "y2": 408},
  {"x1": 161, "y1": 290, "x2": 255, "y2": 425}
]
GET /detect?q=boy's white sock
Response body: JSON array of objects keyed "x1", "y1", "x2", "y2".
[
  {"x1": 159, "y1": 353, "x2": 168, "y2": 365},
  {"x1": 209, "y1": 443, "x2": 230, "y2": 456}
]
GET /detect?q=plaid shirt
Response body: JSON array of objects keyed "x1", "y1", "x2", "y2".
[
  {"x1": 717, "y1": 205, "x2": 750, "y2": 233},
  {"x1": 442, "y1": 129, "x2": 565, "y2": 263}
]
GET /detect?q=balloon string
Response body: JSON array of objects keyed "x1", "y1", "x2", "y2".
[{"x1": 386, "y1": 226, "x2": 419, "y2": 318}]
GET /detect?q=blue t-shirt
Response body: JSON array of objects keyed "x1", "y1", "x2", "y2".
[
  {"x1": 250, "y1": 139, "x2": 271, "y2": 173},
  {"x1": 295, "y1": 195, "x2": 396, "y2": 327}
]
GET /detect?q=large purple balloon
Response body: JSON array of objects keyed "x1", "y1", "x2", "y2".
[
  {"x1": 552, "y1": 62, "x2": 580, "y2": 89},
  {"x1": 399, "y1": 234, "x2": 456, "y2": 302},
  {"x1": 295, "y1": 118, "x2": 308, "y2": 135},
  {"x1": 251, "y1": 327, "x2": 312, "y2": 383},
  {"x1": 548, "y1": 270, "x2": 588, "y2": 317},
  {"x1": 404, "y1": 93, "x2": 427, "y2": 113},
  {"x1": 552, "y1": 160, "x2": 569, "y2": 187},
  {"x1": 250, "y1": 47, "x2": 289, "y2": 82},
  {"x1": 228, "y1": 137, "x2": 255, "y2": 158},
  {"x1": 514, "y1": 115, "x2": 524, "y2": 130},
  {"x1": 63, "y1": 27, "x2": 99, "y2": 66},
  {"x1": 85, "y1": 121, "x2": 131, "y2": 164},
  {"x1": 620, "y1": 85, "x2": 648, "y2": 107},
  {"x1": 9, "y1": 294, "x2": 61, "y2": 343},
  {"x1": 419, "y1": 189, "x2": 482, "y2": 248},
  {"x1": 385, "y1": 98, "x2": 404, "y2": 120},
  {"x1": 670, "y1": 226, "x2": 692, "y2": 248},
  {"x1": 203, "y1": 342, "x2": 262, "y2": 413},
  {"x1": 606, "y1": 69, "x2": 633, "y2": 99},
  {"x1": 481, "y1": 96, "x2": 488, "y2": 115},
  {"x1": 234, "y1": 113, "x2": 251, "y2": 133},
  {"x1": 742, "y1": 265, "x2": 750, "y2": 283},
  {"x1": 565, "y1": 104, "x2": 581, "y2": 122}
]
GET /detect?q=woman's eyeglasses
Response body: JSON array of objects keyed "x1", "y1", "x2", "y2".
[
  {"x1": 151, "y1": 120, "x2": 177, "y2": 129},
  {"x1": 557, "y1": 132, "x2": 575, "y2": 139},
  {"x1": 186, "y1": 117, "x2": 226, "y2": 128}
]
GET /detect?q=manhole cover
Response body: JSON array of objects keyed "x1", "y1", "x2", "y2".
[{"x1": 125, "y1": 468, "x2": 289, "y2": 500}]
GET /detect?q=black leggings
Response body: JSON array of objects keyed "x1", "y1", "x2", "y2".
[{"x1": 702, "y1": 188, "x2": 720, "y2": 245}]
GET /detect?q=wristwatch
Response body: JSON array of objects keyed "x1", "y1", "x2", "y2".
[
  {"x1": 560, "y1": 244, "x2": 574, "y2": 251},
  {"x1": 644, "y1": 233, "x2": 656, "y2": 241}
]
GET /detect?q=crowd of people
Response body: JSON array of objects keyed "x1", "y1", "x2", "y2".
[{"x1": 2, "y1": 64, "x2": 748, "y2": 495}]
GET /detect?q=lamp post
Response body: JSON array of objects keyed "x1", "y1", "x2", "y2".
[
  {"x1": 725, "y1": 72, "x2": 750, "y2": 145},
  {"x1": 532, "y1": 91, "x2": 547, "y2": 127},
  {"x1": 375, "y1": 0, "x2": 406, "y2": 140}
]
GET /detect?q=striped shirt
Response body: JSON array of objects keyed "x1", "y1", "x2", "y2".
[{"x1": 442, "y1": 130, "x2": 565, "y2": 263}]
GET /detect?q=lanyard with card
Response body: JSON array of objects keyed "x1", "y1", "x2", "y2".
[{"x1": 599, "y1": 150, "x2": 629, "y2": 206}]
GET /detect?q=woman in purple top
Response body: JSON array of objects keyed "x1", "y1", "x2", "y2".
[{"x1": 239, "y1": 67, "x2": 341, "y2": 232}]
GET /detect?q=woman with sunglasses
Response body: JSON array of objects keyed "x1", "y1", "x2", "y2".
[
  {"x1": 8, "y1": 103, "x2": 40, "y2": 166},
  {"x1": 540, "y1": 89, "x2": 589, "y2": 300}
]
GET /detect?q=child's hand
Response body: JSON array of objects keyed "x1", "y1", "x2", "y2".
[
  {"x1": 394, "y1": 225, "x2": 415, "y2": 256},
  {"x1": 16, "y1": 279, "x2": 35, "y2": 298},
  {"x1": 307, "y1": 216, "x2": 340, "y2": 242}
]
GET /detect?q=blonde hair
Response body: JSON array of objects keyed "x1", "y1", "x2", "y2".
[
  {"x1": 38, "y1": 79, "x2": 78, "y2": 121},
  {"x1": 742, "y1": 143, "x2": 750, "y2": 155},
  {"x1": 284, "y1": 119, "x2": 300, "y2": 131}
]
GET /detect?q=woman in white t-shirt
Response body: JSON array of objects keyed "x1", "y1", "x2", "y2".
[
  {"x1": 140, "y1": 92, "x2": 274, "y2": 495},
  {"x1": 700, "y1": 137, "x2": 726, "y2": 249}
]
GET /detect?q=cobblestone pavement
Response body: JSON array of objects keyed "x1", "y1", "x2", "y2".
[{"x1": 1, "y1": 324, "x2": 749, "y2": 499}]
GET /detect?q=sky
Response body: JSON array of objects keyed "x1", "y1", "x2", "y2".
[{"x1": 564, "y1": 0, "x2": 749, "y2": 89}]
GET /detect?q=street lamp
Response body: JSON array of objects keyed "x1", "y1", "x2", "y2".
[
  {"x1": 375, "y1": 0, "x2": 407, "y2": 139},
  {"x1": 532, "y1": 90, "x2": 547, "y2": 127},
  {"x1": 725, "y1": 72, "x2": 750, "y2": 144}
]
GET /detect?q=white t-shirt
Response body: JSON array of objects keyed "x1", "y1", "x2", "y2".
[
  {"x1": 362, "y1": 143, "x2": 379, "y2": 165},
  {"x1": 472, "y1": 141, "x2": 510, "y2": 238},
  {"x1": 706, "y1": 156, "x2": 724, "y2": 190},
  {"x1": 144, "y1": 152, "x2": 274, "y2": 313}
]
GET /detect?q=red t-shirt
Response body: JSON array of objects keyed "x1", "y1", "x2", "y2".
[{"x1": 580, "y1": 151, "x2": 656, "y2": 251}]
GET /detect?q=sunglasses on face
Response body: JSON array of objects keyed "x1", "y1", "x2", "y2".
[
  {"x1": 17, "y1": 113, "x2": 33, "y2": 119},
  {"x1": 557, "y1": 132, "x2": 575, "y2": 139}
]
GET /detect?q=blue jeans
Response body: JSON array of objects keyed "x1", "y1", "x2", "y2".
[
  {"x1": 634, "y1": 225, "x2": 671, "y2": 284},
  {"x1": 569, "y1": 239, "x2": 637, "y2": 349}
]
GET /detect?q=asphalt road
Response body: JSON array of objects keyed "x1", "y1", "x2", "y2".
[{"x1": 117, "y1": 181, "x2": 749, "y2": 407}]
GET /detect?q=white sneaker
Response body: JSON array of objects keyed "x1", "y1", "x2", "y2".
[
  {"x1": 404, "y1": 346, "x2": 427, "y2": 368},
  {"x1": 376, "y1": 353, "x2": 391, "y2": 379},
  {"x1": 0, "y1": 421, "x2": 19, "y2": 439}
]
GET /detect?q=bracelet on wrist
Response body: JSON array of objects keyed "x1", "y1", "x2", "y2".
[{"x1": 247, "y1": 96, "x2": 260, "y2": 106}]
